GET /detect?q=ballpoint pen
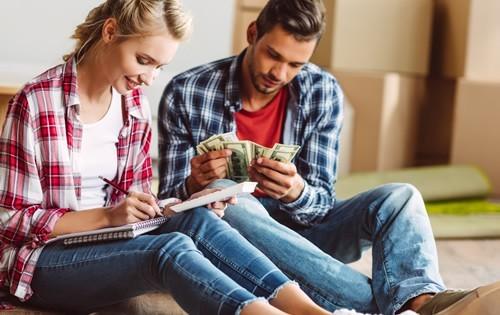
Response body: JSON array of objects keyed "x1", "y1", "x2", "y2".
[{"x1": 98, "y1": 176, "x2": 163, "y2": 217}]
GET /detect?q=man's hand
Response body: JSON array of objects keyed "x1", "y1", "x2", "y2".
[
  {"x1": 187, "y1": 150, "x2": 232, "y2": 195},
  {"x1": 248, "y1": 157, "x2": 304, "y2": 203}
]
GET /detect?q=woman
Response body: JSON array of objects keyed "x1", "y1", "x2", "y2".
[{"x1": 0, "y1": 1, "x2": 332, "y2": 314}]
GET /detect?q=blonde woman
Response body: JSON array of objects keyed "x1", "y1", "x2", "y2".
[{"x1": 0, "y1": 1, "x2": 333, "y2": 314}]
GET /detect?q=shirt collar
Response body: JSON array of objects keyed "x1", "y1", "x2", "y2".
[
  {"x1": 224, "y1": 50, "x2": 246, "y2": 111},
  {"x1": 224, "y1": 49, "x2": 310, "y2": 112},
  {"x1": 60, "y1": 56, "x2": 146, "y2": 120}
]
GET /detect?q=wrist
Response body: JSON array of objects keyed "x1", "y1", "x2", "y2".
[
  {"x1": 101, "y1": 207, "x2": 113, "y2": 227},
  {"x1": 186, "y1": 175, "x2": 202, "y2": 196},
  {"x1": 281, "y1": 177, "x2": 305, "y2": 203}
]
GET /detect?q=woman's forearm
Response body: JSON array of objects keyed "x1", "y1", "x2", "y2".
[{"x1": 52, "y1": 207, "x2": 111, "y2": 236}]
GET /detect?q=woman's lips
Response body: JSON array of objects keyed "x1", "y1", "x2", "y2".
[{"x1": 125, "y1": 76, "x2": 140, "y2": 90}]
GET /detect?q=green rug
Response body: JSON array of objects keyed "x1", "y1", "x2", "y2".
[{"x1": 426, "y1": 199, "x2": 500, "y2": 215}]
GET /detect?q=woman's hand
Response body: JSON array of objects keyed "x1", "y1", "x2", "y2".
[
  {"x1": 106, "y1": 191, "x2": 161, "y2": 226},
  {"x1": 189, "y1": 188, "x2": 238, "y2": 218}
]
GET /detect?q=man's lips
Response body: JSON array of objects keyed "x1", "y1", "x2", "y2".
[{"x1": 263, "y1": 76, "x2": 281, "y2": 87}]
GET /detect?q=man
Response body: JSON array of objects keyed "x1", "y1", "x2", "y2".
[{"x1": 158, "y1": 0, "x2": 500, "y2": 314}]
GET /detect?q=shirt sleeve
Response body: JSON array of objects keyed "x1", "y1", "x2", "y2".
[
  {"x1": 279, "y1": 78, "x2": 344, "y2": 226},
  {"x1": 0, "y1": 92, "x2": 69, "y2": 248},
  {"x1": 129, "y1": 94, "x2": 154, "y2": 195},
  {"x1": 157, "y1": 81, "x2": 194, "y2": 201}
]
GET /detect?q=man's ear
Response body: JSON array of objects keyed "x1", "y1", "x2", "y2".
[
  {"x1": 102, "y1": 18, "x2": 118, "y2": 43},
  {"x1": 246, "y1": 21, "x2": 258, "y2": 45}
]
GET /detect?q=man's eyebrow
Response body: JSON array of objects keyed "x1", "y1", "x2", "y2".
[{"x1": 267, "y1": 46, "x2": 306, "y2": 66}]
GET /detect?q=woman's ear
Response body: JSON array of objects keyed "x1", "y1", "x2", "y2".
[
  {"x1": 246, "y1": 21, "x2": 258, "y2": 45},
  {"x1": 102, "y1": 18, "x2": 118, "y2": 43}
]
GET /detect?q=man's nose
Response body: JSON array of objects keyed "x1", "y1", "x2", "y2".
[{"x1": 271, "y1": 63, "x2": 287, "y2": 82}]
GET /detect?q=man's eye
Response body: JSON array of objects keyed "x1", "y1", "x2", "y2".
[{"x1": 268, "y1": 51, "x2": 279, "y2": 59}]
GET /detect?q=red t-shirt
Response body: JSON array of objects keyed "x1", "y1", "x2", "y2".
[
  {"x1": 235, "y1": 88, "x2": 288, "y2": 197},
  {"x1": 235, "y1": 87, "x2": 288, "y2": 147}
]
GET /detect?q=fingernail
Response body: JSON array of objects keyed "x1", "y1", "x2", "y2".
[{"x1": 257, "y1": 158, "x2": 263, "y2": 164}]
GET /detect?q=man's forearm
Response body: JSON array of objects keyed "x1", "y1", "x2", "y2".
[{"x1": 186, "y1": 175, "x2": 204, "y2": 196}]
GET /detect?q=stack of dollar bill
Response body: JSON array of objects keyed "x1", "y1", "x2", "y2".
[{"x1": 196, "y1": 133, "x2": 301, "y2": 182}]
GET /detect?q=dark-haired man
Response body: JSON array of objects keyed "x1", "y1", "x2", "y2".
[{"x1": 158, "y1": 0, "x2": 500, "y2": 314}]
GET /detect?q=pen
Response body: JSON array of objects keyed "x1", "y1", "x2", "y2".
[{"x1": 98, "y1": 176, "x2": 163, "y2": 217}]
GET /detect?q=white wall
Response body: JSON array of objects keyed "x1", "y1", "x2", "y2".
[
  {"x1": 0, "y1": 0, "x2": 236, "y2": 161},
  {"x1": 0, "y1": 0, "x2": 236, "y2": 113}
]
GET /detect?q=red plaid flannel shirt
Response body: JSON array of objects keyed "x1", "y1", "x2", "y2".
[{"x1": 0, "y1": 58, "x2": 153, "y2": 305}]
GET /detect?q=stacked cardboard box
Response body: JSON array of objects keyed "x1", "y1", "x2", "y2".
[
  {"x1": 428, "y1": 0, "x2": 500, "y2": 196},
  {"x1": 321, "y1": 0, "x2": 434, "y2": 172},
  {"x1": 0, "y1": 86, "x2": 18, "y2": 129}
]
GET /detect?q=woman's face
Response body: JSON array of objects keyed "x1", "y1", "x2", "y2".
[{"x1": 101, "y1": 21, "x2": 180, "y2": 95}]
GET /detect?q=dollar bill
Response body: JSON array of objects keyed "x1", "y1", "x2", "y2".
[
  {"x1": 195, "y1": 134, "x2": 300, "y2": 181},
  {"x1": 269, "y1": 144, "x2": 300, "y2": 163},
  {"x1": 222, "y1": 142, "x2": 252, "y2": 182}
]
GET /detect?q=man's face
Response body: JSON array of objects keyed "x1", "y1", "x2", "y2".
[{"x1": 246, "y1": 24, "x2": 317, "y2": 94}]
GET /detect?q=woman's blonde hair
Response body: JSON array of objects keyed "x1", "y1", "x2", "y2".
[{"x1": 64, "y1": 0, "x2": 192, "y2": 62}]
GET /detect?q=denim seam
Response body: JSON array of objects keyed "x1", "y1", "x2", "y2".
[
  {"x1": 374, "y1": 206, "x2": 397, "y2": 313},
  {"x1": 184, "y1": 229, "x2": 279, "y2": 295}
]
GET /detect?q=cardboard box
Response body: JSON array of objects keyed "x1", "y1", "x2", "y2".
[
  {"x1": 431, "y1": 0, "x2": 500, "y2": 81},
  {"x1": 415, "y1": 78, "x2": 457, "y2": 166},
  {"x1": 451, "y1": 79, "x2": 500, "y2": 197},
  {"x1": 313, "y1": 0, "x2": 433, "y2": 75},
  {"x1": 233, "y1": 9, "x2": 259, "y2": 54},
  {"x1": 0, "y1": 87, "x2": 18, "y2": 129},
  {"x1": 241, "y1": 0, "x2": 267, "y2": 9},
  {"x1": 332, "y1": 70, "x2": 426, "y2": 172}
]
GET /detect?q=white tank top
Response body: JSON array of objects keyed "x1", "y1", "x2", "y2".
[{"x1": 78, "y1": 89, "x2": 123, "y2": 210}]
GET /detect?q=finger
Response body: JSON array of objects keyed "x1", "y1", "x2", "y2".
[
  {"x1": 194, "y1": 150, "x2": 232, "y2": 165},
  {"x1": 198, "y1": 157, "x2": 227, "y2": 173},
  {"x1": 131, "y1": 199, "x2": 157, "y2": 219},
  {"x1": 209, "y1": 201, "x2": 226, "y2": 210},
  {"x1": 128, "y1": 206, "x2": 152, "y2": 221},
  {"x1": 226, "y1": 196, "x2": 238, "y2": 205},
  {"x1": 199, "y1": 163, "x2": 227, "y2": 180},
  {"x1": 135, "y1": 192, "x2": 162, "y2": 215},
  {"x1": 249, "y1": 168, "x2": 287, "y2": 198},
  {"x1": 252, "y1": 164, "x2": 291, "y2": 187},
  {"x1": 255, "y1": 157, "x2": 296, "y2": 176},
  {"x1": 212, "y1": 209, "x2": 225, "y2": 218}
]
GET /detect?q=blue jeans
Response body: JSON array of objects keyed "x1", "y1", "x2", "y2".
[
  {"x1": 26, "y1": 207, "x2": 291, "y2": 314},
  {"x1": 216, "y1": 179, "x2": 446, "y2": 315}
]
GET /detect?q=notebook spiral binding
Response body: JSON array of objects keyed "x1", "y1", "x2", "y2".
[{"x1": 63, "y1": 216, "x2": 170, "y2": 245}]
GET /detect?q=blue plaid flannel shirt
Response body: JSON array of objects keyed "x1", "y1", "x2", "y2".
[{"x1": 158, "y1": 53, "x2": 344, "y2": 226}]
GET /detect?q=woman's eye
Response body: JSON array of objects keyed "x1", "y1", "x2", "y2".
[{"x1": 137, "y1": 57, "x2": 148, "y2": 65}]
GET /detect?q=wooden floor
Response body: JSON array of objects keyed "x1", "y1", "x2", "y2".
[{"x1": 350, "y1": 239, "x2": 500, "y2": 288}]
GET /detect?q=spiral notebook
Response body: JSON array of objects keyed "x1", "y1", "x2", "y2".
[
  {"x1": 50, "y1": 216, "x2": 170, "y2": 246},
  {"x1": 49, "y1": 182, "x2": 257, "y2": 246}
]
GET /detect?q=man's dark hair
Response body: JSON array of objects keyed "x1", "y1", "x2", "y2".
[{"x1": 255, "y1": 0, "x2": 326, "y2": 42}]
